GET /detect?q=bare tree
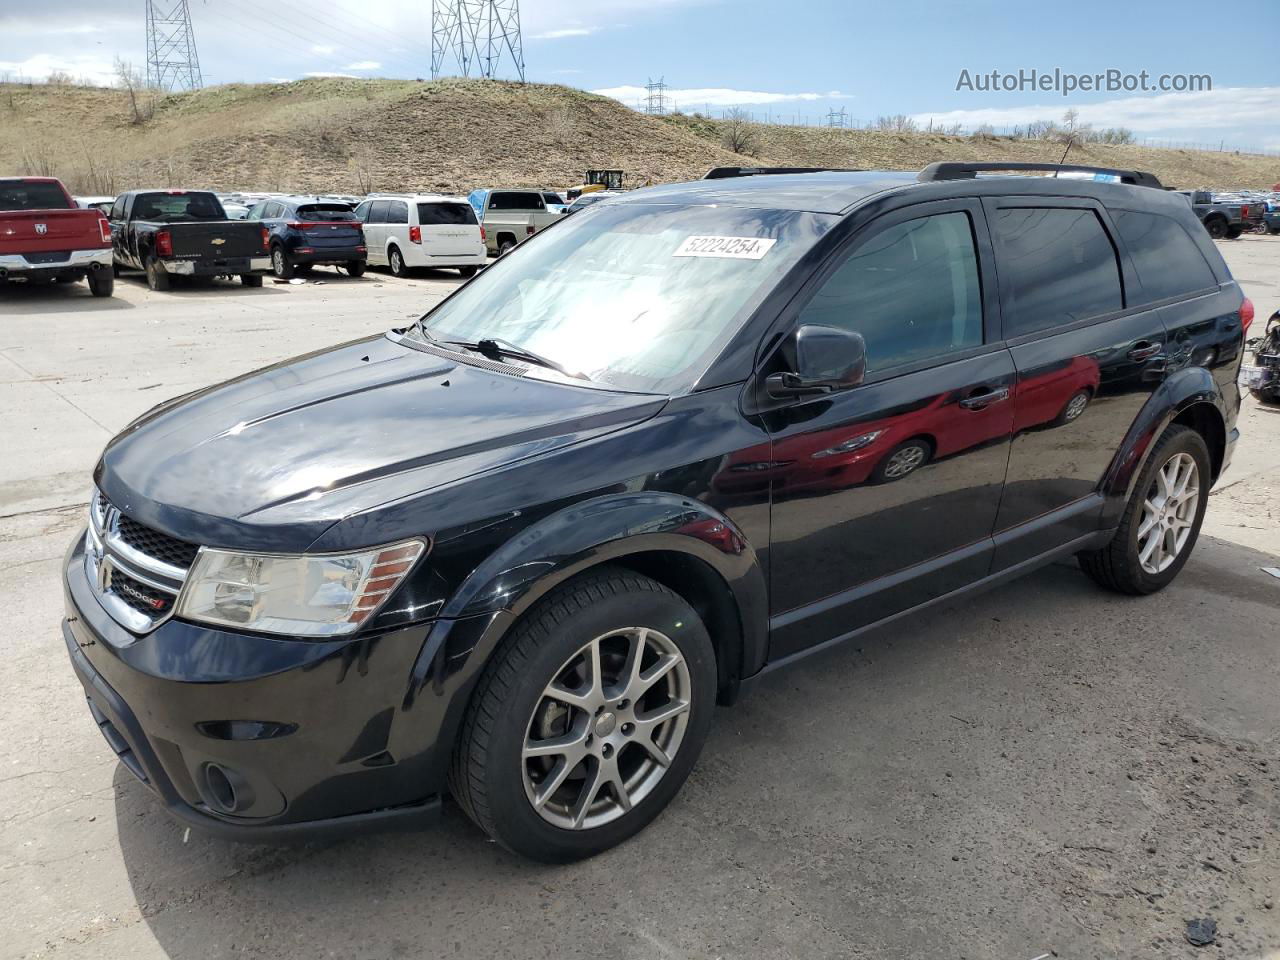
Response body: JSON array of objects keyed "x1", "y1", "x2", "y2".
[
  {"x1": 875, "y1": 114, "x2": 918, "y2": 133},
  {"x1": 350, "y1": 143, "x2": 377, "y2": 194},
  {"x1": 114, "y1": 57, "x2": 151, "y2": 124},
  {"x1": 19, "y1": 140, "x2": 57, "y2": 177},
  {"x1": 721, "y1": 107, "x2": 759, "y2": 155},
  {"x1": 970, "y1": 123, "x2": 996, "y2": 141},
  {"x1": 45, "y1": 69, "x2": 74, "y2": 86}
]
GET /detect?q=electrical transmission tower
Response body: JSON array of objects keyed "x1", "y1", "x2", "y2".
[
  {"x1": 431, "y1": 1, "x2": 526, "y2": 82},
  {"x1": 644, "y1": 77, "x2": 668, "y2": 115},
  {"x1": 145, "y1": 0, "x2": 203, "y2": 92},
  {"x1": 825, "y1": 106, "x2": 849, "y2": 128}
]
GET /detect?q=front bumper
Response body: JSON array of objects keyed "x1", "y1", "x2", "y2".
[
  {"x1": 163, "y1": 256, "x2": 271, "y2": 276},
  {"x1": 0, "y1": 247, "x2": 111, "y2": 278},
  {"x1": 62, "y1": 532, "x2": 447, "y2": 840}
]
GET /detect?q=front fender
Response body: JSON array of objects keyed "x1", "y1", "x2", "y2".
[{"x1": 1101, "y1": 365, "x2": 1227, "y2": 525}]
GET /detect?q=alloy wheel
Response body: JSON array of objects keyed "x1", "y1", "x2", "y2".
[
  {"x1": 883, "y1": 444, "x2": 927, "y2": 479},
  {"x1": 1063, "y1": 391, "x2": 1089, "y2": 422},
  {"x1": 1138, "y1": 452, "x2": 1200, "y2": 574},
  {"x1": 522, "y1": 627, "x2": 691, "y2": 830}
]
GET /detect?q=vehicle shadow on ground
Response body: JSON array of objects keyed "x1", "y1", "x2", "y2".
[
  {"x1": 0, "y1": 283, "x2": 136, "y2": 312},
  {"x1": 114, "y1": 272, "x2": 291, "y2": 298},
  {"x1": 109, "y1": 535, "x2": 1280, "y2": 960}
]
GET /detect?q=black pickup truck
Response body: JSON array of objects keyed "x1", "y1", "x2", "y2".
[{"x1": 108, "y1": 189, "x2": 271, "y2": 290}]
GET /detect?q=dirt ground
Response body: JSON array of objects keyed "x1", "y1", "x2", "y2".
[{"x1": 0, "y1": 240, "x2": 1277, "y2": 960}]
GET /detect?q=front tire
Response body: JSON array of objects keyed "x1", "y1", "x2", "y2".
[
  {"x1": 1078, "y1": 425, "x2": 1210, "y2": 594},
  {"x1": 450, "y1": 567, "x2": 716, "y2": 863}
]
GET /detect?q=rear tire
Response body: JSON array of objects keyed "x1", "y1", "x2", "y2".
[
  {"x1": 389, "y1": 246, "x2": 409, "y2": 278},
  {"x1": 271, "y1": 246, "x2": 295, "y2": 279},
  {"x1": 1204, "y1": 217, "x2": 1228, "y2": 240},
  {"x1": 1078, "y1": 425, "x2": 1210, "y2": 595},
  {"x1": 88, "y1": 268, "x2": 114, "y2": 298},
  {"x1": 497, "y1": 238, "x2": 516, "y2": 256},
  {"x1": 144, "y1": 256, "x2": 171, "y2": 291},
  {"x1": 458, "y1": 265, "x2": 478, "y2": 278},
  {"x1": 239, "y1": 274, "x2": 263, "y2": 287},
  {"x1": 449, "y1": 567, "x2": 716, "y2": 863},
  {"x1": 345, "y1": 260, "x2": 366, "y2": 277}
]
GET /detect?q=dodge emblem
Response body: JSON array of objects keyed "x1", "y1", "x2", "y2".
[{"x1": 35, "y1": 223, "x2": 48, "y2": 235}]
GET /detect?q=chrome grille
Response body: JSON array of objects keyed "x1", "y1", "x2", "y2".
[{"x1": 86, "y1": 490, "x2": 195, "y2": 633}]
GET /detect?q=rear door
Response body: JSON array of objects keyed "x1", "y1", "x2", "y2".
[
  {"x1": 363, "y1": 200, "x2": 389, "y2": 263},
  {"x1": 762, "y1": 199, "x2": 1017, "y2": 658},
  {"x1": 417, "y1": 200, "x2": 483, "y2": 258},
  {"x1": 384, "y1": 200, "x2": 410, "y2": 261},
  {"x1": 985, "y1": 197, "x2": 1165, "y2": 569}
]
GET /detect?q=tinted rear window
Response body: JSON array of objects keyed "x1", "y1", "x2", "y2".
[
  {"x1": 992, "y1": 207, "x2": 1123, "y2": 337},
  {"x1": 131, "y1": 192, "x2": 226, "y2": 221},
  {"x1": 1111, "y1": 210, "x2": 1217, "y2": 302},
  {"x1": 0, "y1": 181, "x2": 72, "y2": 211},
  {"x1": 418, "y1": 202, "x2": 478, "y2": 226},
  {"x1": 489, "y1": 191, "x2": 545, "y2": 211},
  {"x1": 296, "y1": 204, "x2": 357, "y2": 221}
]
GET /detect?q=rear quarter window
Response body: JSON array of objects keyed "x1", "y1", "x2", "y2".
[
  {"x1": 1111, "y1": 209, "x2": 1218, "y2": 302},
  {"x1": 991, "y1": 207, "x2": 1123, "y2": 338}
]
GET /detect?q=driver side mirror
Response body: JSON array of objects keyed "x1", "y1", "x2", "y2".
[{"x1": 766, "y1": 324, "x2": 867, "y2": 399}]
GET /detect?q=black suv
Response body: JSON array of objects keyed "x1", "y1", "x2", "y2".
[
  {"x1": 246, "y1": 196, "x2": 367, "y2": 279},
  {"x1": 62, "y1": 162, "x2": 1249, "y2": 862}
]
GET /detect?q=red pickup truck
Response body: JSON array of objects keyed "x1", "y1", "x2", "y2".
[{"x1": 0, "y1": 176, "x2": 114, "y2": 297}]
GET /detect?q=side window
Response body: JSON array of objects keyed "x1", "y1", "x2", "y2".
[
  {"x1": 369, "y1": 200, "x2": 389, "y2": 224},
  {"x1": 991, "y1": 207, "x2": 1123, "y2": 337},
  {"x1": 109, "y1": 196, "x2": 125, "y2": 220},
  {"x1": 797, "y1": 211, "x2": 983, "y2": 374},
  {"x1": 353, "y1": 200, "x2": 370, "y2": 221},
  {"x1": 387, "y1": 200, "x2": 409, "y2": 224},
  {"x1": 1111, "y1": 210, "x2": 1218, "y2": 302}
]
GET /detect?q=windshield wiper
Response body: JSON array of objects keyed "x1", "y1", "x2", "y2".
[{"x1": 471, "y1": 337, "x2": 585, "y2": 380}]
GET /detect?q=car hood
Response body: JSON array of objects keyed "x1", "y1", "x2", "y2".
[{"x1": 96, "y1": 334, "x2": 666, "y2": 552}]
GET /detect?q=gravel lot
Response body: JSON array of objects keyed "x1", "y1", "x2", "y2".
[{"x1": 1, "y1": 243, "x2": 1278, "y2": 960}]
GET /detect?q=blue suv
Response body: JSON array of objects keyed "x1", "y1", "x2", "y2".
[{"x1": 247, "y1": 196, "x2": 367, "y2": 279}]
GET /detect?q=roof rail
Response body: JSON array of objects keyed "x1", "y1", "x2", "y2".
[
  {"x1": 703, "y1": 166, "x2": 860, "y2": 180},
  {"x1": 918, "y1": 161, "x2": 1164, "y2": 189}
]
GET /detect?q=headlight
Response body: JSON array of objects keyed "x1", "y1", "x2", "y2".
[
  {"x1": 176, "y1": 540, "x2": 426, "y2": 637},
  {"x1": 812, "y1": 430, "x2": 884, "y2": 459}
]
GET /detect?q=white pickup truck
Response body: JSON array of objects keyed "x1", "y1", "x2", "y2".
[{"x1": 467, "y1": 188, "x2": 564, "y2": 256}]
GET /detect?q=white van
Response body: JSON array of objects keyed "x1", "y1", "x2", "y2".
[{"x1": 353, "y1": 194, "x2": 487, "y2": 278}]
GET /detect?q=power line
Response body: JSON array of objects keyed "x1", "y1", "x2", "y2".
[{"x1": 431, "y1": 0, "x2": 526, "y2": 81}]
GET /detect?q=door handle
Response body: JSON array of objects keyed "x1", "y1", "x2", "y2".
[
  {"x1": 1127, "y1": 340, "x2": 1163, "y2": 361},
  {"x1": 959, "y1": 385, "x2": 1010, "y2": 410}
]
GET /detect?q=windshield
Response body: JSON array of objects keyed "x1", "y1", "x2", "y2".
[
  {"x1": 411, "y1": 202, "x2": 834, "y2": 393},
  {"x1": 132, "y1": 191, "x2": 226, "y2": 221}
]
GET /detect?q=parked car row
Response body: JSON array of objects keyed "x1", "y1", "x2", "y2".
[{"x1": 1177, "y1": 188, "x2": 1280, "y2": 239}]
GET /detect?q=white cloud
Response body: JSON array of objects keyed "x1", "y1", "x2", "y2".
[
  {"x1": 0, "y1": 52, "x2": 115, "y2": 86},
  {"x1": 531, "y1": 27, "x2": 594, "y2": 39},
  {"x1": 310, "y1": 45, "x2": 336, "y2": 56},
  {"x1": 268, "y1": 77, "x2": 293, "y2": 84},
  {"x1": 304, "y1": 71, "x2": 357, "y2": 79},
  {"x1": 594, "y1": 85, "x2": 850, "y2": 108},
  {"x1": 343, "y1": 61, "x2": 381, "y2": 70},
  {"x1": 910, "y1": 86, "x2": 1280, "y2": 135}
]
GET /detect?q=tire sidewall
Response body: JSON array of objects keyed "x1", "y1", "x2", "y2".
[
  {"x1": 1121, "y1": 428, "x2": 1211, "y2": 592},
  {"x1": 479, "y1": 586, "x2": 716, "y2": 862}
]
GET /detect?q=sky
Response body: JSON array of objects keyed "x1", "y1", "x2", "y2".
[{"x1": 2, "y1": 0, "x2": 1278, "y2": 151}]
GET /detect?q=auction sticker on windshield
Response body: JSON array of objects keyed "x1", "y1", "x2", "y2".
[{"x1": 673, "y1": 236, "x2": 777, "y2": 259}]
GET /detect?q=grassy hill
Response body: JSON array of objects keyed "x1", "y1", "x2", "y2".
[{"x1": 1, "y1": 77, "x2": 1275, "y2": 196}]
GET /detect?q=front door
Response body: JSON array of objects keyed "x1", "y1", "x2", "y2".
[{"x1": 762, "y1": 199, "x2": 1016, "y2": 659}]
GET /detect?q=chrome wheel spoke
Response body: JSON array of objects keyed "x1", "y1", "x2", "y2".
[
  {"x1": 631, "y1": 652, "x2": 680, "y2": 700},
  {"x1": 1138, "y1": 452, "x2": 1200, "y2": 575},
  {"x1": 523, "y1": 724, "x2": 588, "y2": 760},
  {"x1": 533, "y1": 754, "x2": 582, "y2": 808},
  {"x1": 569, "y1": 760, "x2": 606, "y2": 828},
  {"x1": 636, "y1": 698, "x2": 690, "y2": 730}
]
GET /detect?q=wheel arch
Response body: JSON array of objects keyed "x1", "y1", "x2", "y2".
[
  {"x1": 1101, "y1": 366, "x2": 1228, "y2": 525},
  {"x1": 441, "y1": 492, "x2": 768, "y2": 705}
]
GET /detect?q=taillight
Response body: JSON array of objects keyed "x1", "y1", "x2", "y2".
[
  {"x1": 480, "y1": 227, "x2": 486, "y2": 243},
  {"x1": 286, "y1": 221, "x2": 306, "y2": 230},
  {"x1": 1241, "y1": 205, "x2": 1250, "y2": 218},
  {"x1": 409, "y1": 226, "x2": 422, "y2": 244},
  {"x1": 526, "y1": 225, "x2": 536, "y2": 236},
  {"x1": 1241, "y1": 297, "x2": 1255, "y2": 333},
  {"x1": 97, "y1": 217, "x2": 111, "y2": 243},
  {"x1": 261, "y1": 226, "x2": 270, "y2": 251},
  {"x1": 155, "y1": 229, "x2": 173, "y2": 257}
]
